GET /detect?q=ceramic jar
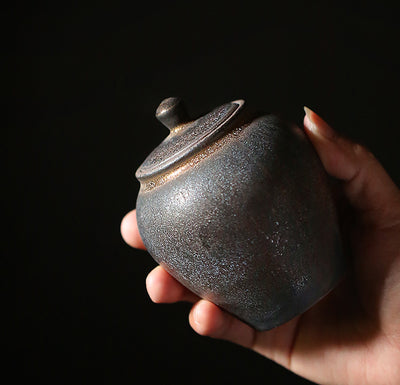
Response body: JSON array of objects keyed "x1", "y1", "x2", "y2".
[{"x1": 135, "y1": 97, "x2": 345, "y2": 331}]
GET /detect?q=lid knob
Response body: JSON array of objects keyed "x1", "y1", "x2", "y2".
[{"x1": 156, "y1": 97, "x2": 190, "y2": 131}]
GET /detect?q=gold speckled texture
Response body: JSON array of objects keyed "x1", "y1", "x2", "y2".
[
  {"x1": 136, "y1": 101, "x2": 242, "y2": 179},
  {"x1": 136, "y1": 113, "x2": 345, "y2": 331}
]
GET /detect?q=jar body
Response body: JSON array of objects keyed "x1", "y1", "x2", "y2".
[{"x1": 136, "y1": 115, "x2": 345, "y2": 331}]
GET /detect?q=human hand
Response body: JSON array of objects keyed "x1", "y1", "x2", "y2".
[{"x1": 121, "y1": 108, "x2": 400, "y2": 385}]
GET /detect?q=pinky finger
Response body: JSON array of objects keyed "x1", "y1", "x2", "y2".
[
  {"x1": 146, "y1": 266, "x2": 200, "y2": 304},
  {"x1": 189, "y1": 300, "x2": 256, "y2": 349}
]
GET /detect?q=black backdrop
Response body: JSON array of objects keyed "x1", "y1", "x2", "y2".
[{"x1": 6, "y1": 1, "x2": 400, "y2": 384}]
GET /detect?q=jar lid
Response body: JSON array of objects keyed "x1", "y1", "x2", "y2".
[{"x1": 135, "y1": 97, "x2": 245, "y2": 180}]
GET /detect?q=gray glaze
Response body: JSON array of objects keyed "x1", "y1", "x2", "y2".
[{"x1": 135, "y1": 98, "x2": 345, "y2": 331}]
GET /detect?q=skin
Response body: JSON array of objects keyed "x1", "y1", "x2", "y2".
[{"x1": 121, "y1": 108, "x2": 400, "y2": 385}]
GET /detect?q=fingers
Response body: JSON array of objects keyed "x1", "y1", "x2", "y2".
[
  {"x1": 146, "y1": 266, "x2": 200, "y2": 303},
  {"x1": 146, "y1": 266, "x2": 256, "y2": 347},
  {"x1": 120, "y1": 209, "x2": 146, "y2": 249},
  {"x1": 146, "y1": 267, "x2": 257, "y2": 350},
  {"x1": 188, "y1": 300, "x2": 256, "y2": 349},
  {"x1": 146, "y1": 266, "x2": 258, "y2": 349},
  {"x1": 304, "y1": 107, "x2": 400, "y2": 228}
]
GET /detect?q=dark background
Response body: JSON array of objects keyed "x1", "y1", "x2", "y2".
[{"x1": 6, "y1": 1, "x2": 400, "y2": 384}]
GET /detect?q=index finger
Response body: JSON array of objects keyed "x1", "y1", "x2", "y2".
[
  {"x1": 120, "y1": 209, "x2": 147, "y2": 250},
  {"x1": 303, "y1": 107, "x2": 400, "y2": 228}
]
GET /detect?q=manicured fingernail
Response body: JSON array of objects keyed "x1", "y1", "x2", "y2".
[{"x1": 304, "y1": 106, "x2": 336, "y2": 140}]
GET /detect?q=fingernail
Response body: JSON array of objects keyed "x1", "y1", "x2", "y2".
[
  {"x1": 304, "y1": 106, "x2": 336, "y2": 140},
  {"x1": 192, "y1": 302, "x2": 203, "y2": 326}
]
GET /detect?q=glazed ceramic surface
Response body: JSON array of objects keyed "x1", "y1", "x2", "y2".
[{"x1": 135, "y1": 97, "x2": 345, "y2": 331}]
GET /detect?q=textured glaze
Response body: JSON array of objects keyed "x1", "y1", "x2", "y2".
[{"x1": 135, "y1": 98, "x2": 345, "y2": 331}]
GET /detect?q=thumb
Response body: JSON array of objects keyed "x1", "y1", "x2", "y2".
[{"x1": 303, "y1": 107, "x2": 400, "y2": 228}]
